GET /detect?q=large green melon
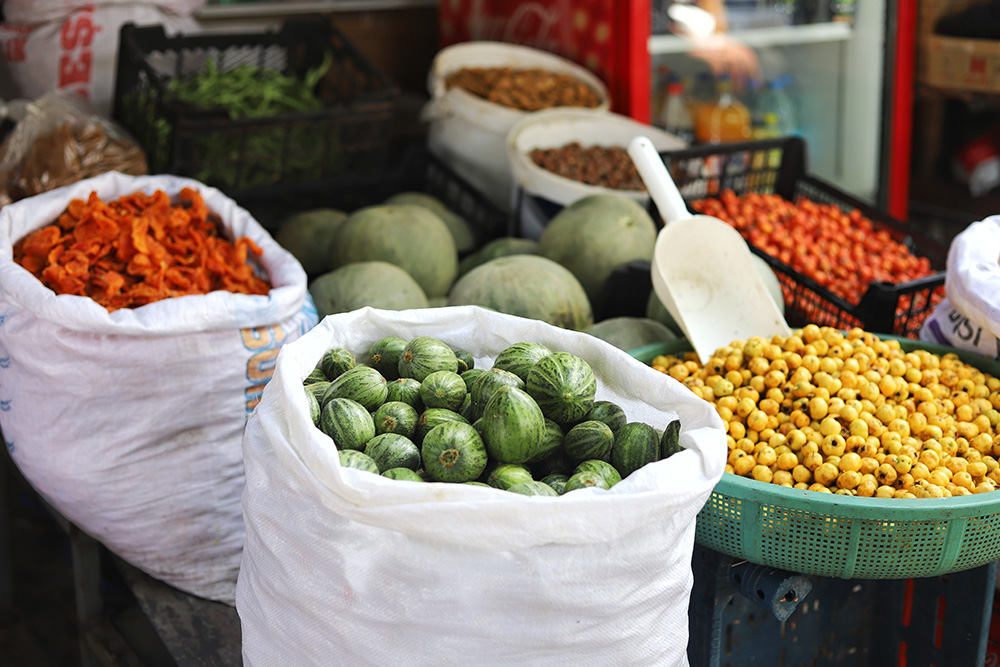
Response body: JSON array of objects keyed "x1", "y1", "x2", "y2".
[
  {"x1": 275, "y1": 208, "x2": 348, "y2": 276},
  {"x1": 330, "y1": 204, "x2": 458, "y2": 298},
  {"x1": 309, "y1": 261, "x2": 429, "y2": 318},
  {"x1": 584, "y1": 316, "x2": 679, "y2": 352},
  {"x1": 447, "y1": 255, "x2": 593, "y2": 331},
  {"x1": 537, "y1": 194, "x2": 657, "y2": 307},
  {"x1": 385, "y1": 191, "x2": 477, "y2": 254},
  {"x1": 458, "y1": 236, "x2": 539, "y2": 277}
]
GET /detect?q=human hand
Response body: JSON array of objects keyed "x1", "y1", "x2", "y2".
[{"x1": 686, "y1": 33, "x2": 762, "y2": 91}]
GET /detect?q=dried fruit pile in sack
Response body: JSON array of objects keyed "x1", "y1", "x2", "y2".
[{"x1": 13, "y1": 187, "x2": 271, "y2": 311}]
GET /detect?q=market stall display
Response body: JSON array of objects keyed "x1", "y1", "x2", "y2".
[
  {"x1": 505, "y1": 108, "x2": 685, "y2": 237},
  {"x1": 112, "y1": 18, "x2": 397, "y2": 197},
  {"x1": 655, "y1": 136, "x2": 948, "y2": 339},
  {"x1": 423, "y1": 41, "x2": 611, "y2": 212},
  {"x1": 633, "y1": 327, "x2": 1000, "y2": 579},
  {"x1": 0, "y1": 171, "x2": 317, "y2": 605},
  {"x1": 236, "y1": 305, "x2": 726, "y2": 665}
]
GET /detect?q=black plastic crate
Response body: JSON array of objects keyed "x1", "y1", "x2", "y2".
[
  {"x1": 654, "y1": 137, "x2": 948, "y2": 339},
  {"x1": 112, "y1": 18, "x2": 398, "y2": 198},
  {"x1": 236, "y1": 146, "x2": 513, "y2": 270},
  {"x1": 689, "y1": 543, "x2": 997, "y2": 667}
]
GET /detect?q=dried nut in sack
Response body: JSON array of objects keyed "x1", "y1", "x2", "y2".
[
  {"x1": 444, "y1": 67, "x2": 603, "y2": 111},
  {"x1": 529, "y1": 142, "x2": 646, "y2": 191}
]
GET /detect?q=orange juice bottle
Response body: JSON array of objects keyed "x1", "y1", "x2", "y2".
[{"x1": 694, "y1": 75, "x2": 751, "y2": 144}]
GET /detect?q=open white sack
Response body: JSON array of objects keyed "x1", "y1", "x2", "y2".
[
  {"x1": 237, "y1": 306, "x2": 726, "y2": 666},
  {"x1": 921, "y1": 215, "x2": 1000, "y2": 358},
  {"x1": 0, "y1": 171, "x2": 317, "y2": 604}
]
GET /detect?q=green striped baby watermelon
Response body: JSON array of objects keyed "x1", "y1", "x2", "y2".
[
  {"x1": 319, "y1": 347, "x2": 356, "y2": 380},
  {"x1": 416, "y1": 408, "x2": 469, "y2": 443},
  {"x1": 304, "y1": 367, "x2": 328, "y2": 385},
  {"x1": 372, "y1": 401, "x2": 419, "y2": 438},
  {"x1": 540, "y1": 473, "x2": 570, "y2": 494},
  {"x1": 461, "y1": 369, "x2": 487, "y2": 392},
  {"x1": 611, "y1": 422, "x2": 661, "y2": 479},
  {"x1": 487, "y1": 463, "x2": 534, "y2": 490},
  {"x1": 365, "y1": 433, "x2": 421, "y2": 472},
  {"x1": 382, "y1": 467, "x2": 426, "y2": 482},
  {"x1": 421, "y1": 421, "x2": 488, "y2": 483},
  {"x1": 305, "y1": 380, "x2": 330, "y2": 403},
  {"x1": 419, "y1": 370, "x2": 468, "y2": 412},
  {"x1": 469, "y1": 368, "x2": 524, "y2": 421},
  {"x1": 367, "y1": 336, "x2": 408, "y2": 381},
  {"x1": 322, "y1": 365, "x2": 388, "y2": 412},
  {"x1": 661, "y1": 419, "x2": 683, "y2": 459},
  {"x1": 574, "y1": 459, "x2": 622, "y2": 488},
  {"x1": 525, "y1": 418, "x2": 565, "y2": 463},
  {"x1": 306, "y1": 388, "x2": 321, "y2": 426},
  {"x1": 563, "y1": 471, "x2": 609, "y2": 492},
  {"x1": 586, "y1": 400, "x2": 628, "y2": 433},
  {"x1": 525, "y1": 351, "x2": 597, "y2": 427},
  {"x1": 320, "y1": 398, "x2": 376, "y2": 451},
  {"x1": 507, "y1": 480, "x2": 558, "y2": 496},
  {"x1": 398, "y1": 336, "x2": 459, "y2": 382},
  {"x1": 530, "y1": 449, "x2": 576, "y2": 478},
  {"x1": 492, "y1": 342, "x2": 552, "y2": 382},
  {"x1": 563, "y1": 420, "x2": 615, "y2": 462},
  {"x1": 480, "y1": 386, "x2": 546, "y2": 464},
  {"x1": 339, "y1": 449, "x2": 380, "y2": 473},
  {"x1": 454, "y1": 349, "x2": 475, "y2": 373},
  {"x1": 385, "y1": 377, "x2": 424, "y2": 411}
]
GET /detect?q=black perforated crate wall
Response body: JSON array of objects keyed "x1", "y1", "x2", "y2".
[
  {"x1": 112, "y1": 18, "x2": 397, "y2": 198},
  {"x1": 655, "y1": 137, "x2": 948, "y2": 339}
]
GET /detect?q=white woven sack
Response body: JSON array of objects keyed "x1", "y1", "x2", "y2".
[
  {"x1": 920, "y1": 215, "x2": 1000, "y2": 358},
  {"x1": 237, "y1": 306, "x2": 726, "y2": 666},
  {"x1": 3, "y1": 0, "x2": 207, "y2": 23},
  {"x1": 422, "y1": 41, "x2": 611, "y2": 213},
  {"x1": 0, "y1": 5, "x2": 200, "y2": 117},
  {"x1": 0, "y1": 171, "x2": 317, "y2": 605}
]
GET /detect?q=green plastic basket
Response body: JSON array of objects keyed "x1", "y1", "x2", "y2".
[{"x1": 630, "y1": 336, "x2": 1000, "y2": 580}]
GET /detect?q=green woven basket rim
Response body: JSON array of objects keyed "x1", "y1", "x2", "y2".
[{"x1": 629, "y1": 333, "x2": 1000, "y2": 520}]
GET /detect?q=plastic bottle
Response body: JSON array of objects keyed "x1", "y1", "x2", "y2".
[
  {"x1": 687, "y1": 71, "x2": 717, "y2": 136},
  {"x1": 659, "y1": 77, "x2": 695, "y2": 144},
  {"x1": 752, "y1": 74, "x2": 798, "y2": 138},
  {"x1": 695, "y1": 75, "x2": 752, "y2": 144},
  {"x1": 651, "y1": 65, "x2": 671, "y2": 129}
]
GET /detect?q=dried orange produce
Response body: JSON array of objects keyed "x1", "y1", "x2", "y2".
[{"x1": 13, "y1": 188, "x2": 271, "y2": 311}]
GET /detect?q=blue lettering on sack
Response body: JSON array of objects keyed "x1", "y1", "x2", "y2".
[
  {"x1": 239, "y1": 302, "x2": 319, "y2": 413},
  {"x1": 0, "y1": 358, "x2": 9, "y2": 369},
  {"x1": 5, "y1": 438, "x2": 13, "y2": 453},
  {"x1": 241, "y1": 323, "x2": 286, "y2": 414},
  {"x1": 0, "y1": 400, "x2": 10, "y2": 412}
]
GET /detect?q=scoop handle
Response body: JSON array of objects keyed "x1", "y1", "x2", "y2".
[{"x1": 628, "y1": 135, "x2": 692, "y2": 223}]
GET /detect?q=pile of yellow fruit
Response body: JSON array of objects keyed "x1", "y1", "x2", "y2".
[{"x1": 650, "y1": 325, "x2": 1000, "y2": 498}]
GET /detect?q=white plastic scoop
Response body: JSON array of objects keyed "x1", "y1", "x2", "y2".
[{"x1": 628, "y1": 136, "x2": 791, "y2": 364}]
